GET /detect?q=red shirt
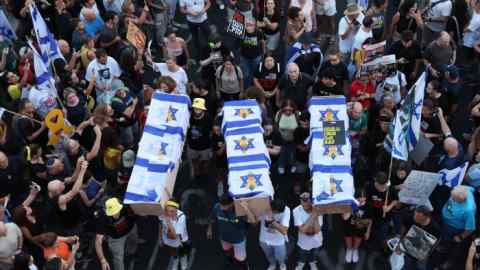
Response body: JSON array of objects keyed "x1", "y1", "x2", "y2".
[
  {"x1": 18, "y1": 59, "x2": 35, "y2": 85},
  {"x1": 349, "y1": 80, "x2": 375, "y2": 109}
]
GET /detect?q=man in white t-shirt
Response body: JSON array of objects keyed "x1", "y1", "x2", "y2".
[
  {"x1": 85, "y1": 49, "x2": 122, "y2": 104},
  {"x1": 293, "y1": 192, "x2": 323, "y2": 270},
  {"x1": 159, "y1": 201, "x2": 190, "y2": 270},
  {"x1": 259, "y1": 198, "x2": 290, "y2": 270},
  {"x1": 338, "y1": 4, "x2": 365, "y2": 62},
  {"x1": 28, "y1": 86, "x2": 58, "y2": 118},
  {"x1": 151, "y1": 56, "x2": 189, "y2": 95},
  {"x1": 374, "y1": 67, "x2": 407, "y2": 105},
  {"x1": 352, "y1": 16, "x2": 373, "y2": 54},
  {"x1": 422, "y1": 0, "x2": 452, "y2": 47},
  {"x1": 179, "y1": 0, "x2": 211, "y2": 49}
]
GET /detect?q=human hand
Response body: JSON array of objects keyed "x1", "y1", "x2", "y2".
[
  {"x1": 93, "y1": 124, "x2": 102, "y2": 135},
  {"x1": 453, "y1": 235, "x2": 462, "y2": 243},
  {"x1": 2, "y1": 48, "x2": 8, "y2": 56},
  {"x1": 101, "y1": 260, "x2": 111, "y2": 270}
]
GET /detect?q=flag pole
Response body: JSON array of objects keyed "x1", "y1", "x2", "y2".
[
  {"x1": 2, "y1": 108, "x2": 43, "y2": 125},
  {"x1": 383, "y1": 112, "x2": 397, "y2": 218}
]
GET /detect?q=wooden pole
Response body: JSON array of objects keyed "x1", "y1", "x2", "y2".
[{"x1": 2, "y1": 108, "x2": 43, "y2": 125}]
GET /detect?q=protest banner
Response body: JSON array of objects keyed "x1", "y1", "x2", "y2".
[
  {"x1": 398, "y1": 170, "x2": 440, "y2": 209},
  {"x1": 308, "y1": 96, "x2": 356, "y2": 213},
  {"x1": 127, "y1": 22, "x2": 146, "y2": 52},
  {"x1": 124, "y1": 92, "x2": 190, "y2": 216},
  {"x1": 363, "y1": 40, "x2": 386, "y2": 63},
  {"x1": 226, "y1": 11, "x2": 246, "y2": 39},
  {"x1": 400, "y1": 225, "x2": 438, "y2": 261}
]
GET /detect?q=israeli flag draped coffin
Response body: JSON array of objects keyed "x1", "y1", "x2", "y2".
[
  {"x1": 124, "y1": 92, "x2": 190, "y2": 204},
  {"x1": 223, "y1": 100, "x2": 274, "y2": 198},
  {"x1": 308, "y1": 96, "x2": 357, "y2": 208}
]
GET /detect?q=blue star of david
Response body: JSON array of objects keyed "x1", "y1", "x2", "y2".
[
  {"x1": 412, "y1": 99, "x2": 423, "y2": 120},
  {"x1": 166, "y1": 106, "x2": 178, "y2": 122},
  {"x1": 240, "y1": 173, "x2": 263, "y2": 191},
  {"x1": 319, "y1": 108, "x2": 340, "y2": 121},
  {"x1": 323, "y1": 145, "x2": 344, "y2": 159},
  {"x1": 234, "y1": 136, "x2": 254, "y2": 152},
  {"x1": 316, "y1": 191, "x2": 331, "y2": 201},
  {"x1": 159, "y1": 142, "x2": 168, "y2": 156},
  {"x1": 330, "y1": 177, "x2": 343, "y2": 194},
  {"x1": 234, "y1": 108, "x2": 254, "y2": 119}
]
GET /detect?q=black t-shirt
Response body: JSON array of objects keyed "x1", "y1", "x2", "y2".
[
  {"x1": 240, "y1": 31, "x2": 265, "y2": 59},
  {"x1": 15, "y1": 117, "x2": 47, "y2": 145},
  {"x1": 264, "y1": 130, "x2": 283, "y2": 147},
  {"x1": 293, "y1": 50, "x2": 322, "y2": 77},
  {"x1": 402, "y1": 214, "x2": 441, "y2": 239},
  {"x1": 278, "y1": 74, "x2": 314, "y2": 110},
  {"x1": 314, "y1": 81, "x2": 343, "y2": 96},
  {"x1": 388, "y1": 41, "x2": 422, "y2": 76},
  {"x1": 294, "y1": 126, "x2": 309, "y2": 163},
  {"x1": 365, "y1": 182, "x2": 398, "y2": 221},
  {"x1": 96, "y1": 208, "x2": 136, "y2": 239},
  {"x1": 66, "y1": 94, "x2": 88, "y2": 127},
  {"x1": 111, "y1": 94, "x2": 135, "y2": 127},
  {"x1": 320, "y1": 62, "x2": 348, "y2": 89},
  {"x1": 0, "y1": 156, "x2": 29, "y2": 198},
  {"x1": 253, "y1": 63, "x2": 281, "y2": 92},
  {"x1": 421, "y1": 115, "x2": 443, "y2": 144},
  {"x1": 257, "y1": 11, "x2": 280, "y2": 35},
  {"x1": 188, "y1": 114, "x2": 212, "y2": 150},
  {"x1": 211, "y1": 134, "x2": 227, "y2": 169}
]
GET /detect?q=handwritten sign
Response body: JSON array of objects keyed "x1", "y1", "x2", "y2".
[
  {"x1": 226, "y1": 11, "x2": 246, "y2": 39},
  {"x1": 398, "y1": 170, "x2": 440, "y2": 209},
  {"x1": 323, "y1": 121, "x2": 346, "y2": 146},
  {"x1": 44, "y1": 109, "x2": 74, "y2": 145}
]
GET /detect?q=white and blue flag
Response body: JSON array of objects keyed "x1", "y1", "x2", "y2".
[
  {"x1": 0, "y1": 10, "x2": 16, "y2": 41},
  {"x1": 225, "y1": 126, "x2": 270, "y2": 165},
  {"x1": 228, "y1": 167, "x2": 274, "y2": 198},
  {"x1": 146, "y1": 91, "x2": 191, "y2": 136},
  {"x1": 438, "y1": 161, "x2": 469, "y2": 188},
  {"x1": 29, "y1": 41, "x2": 58, "y2": 97},
  {"x1": 29, "y1": 3, "x2": 64, "y2": 64},
  {"x1": 312, "y1": 171, "x2": 357, "y2": 206},
  {"x1": 222, "y1": 99, "x2": 263, "y2": 132}
]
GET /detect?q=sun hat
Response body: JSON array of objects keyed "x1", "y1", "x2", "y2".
[
  {"x1": 105, "y1": 197, "x2": 123, "y2": 216},
  {"x1": 192, "y1": 98, "x2": 207, "y2": 111},
  {"x1": 344, "y1": 4, "x2": 362, "y2": 16}
]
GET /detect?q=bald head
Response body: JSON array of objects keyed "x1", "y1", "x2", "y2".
[
  {"x1": 287, "y1": 63, "x2": 300, "y2": 81},
  {"x1": 350, "y1": 102, "x2": 363, "y2": 119},
  {"x1": 83, "y1": 8, "x2": 96, "y2": 21},
  {"x1": 444, "y1": 137, "x2": 459, "y2": 156},
  {"x1": 58, "y1": 40, "x2": 70, "y2": 55},
  {"x1": 437, "y1": 32, "x2": 451, "y2": 48}
]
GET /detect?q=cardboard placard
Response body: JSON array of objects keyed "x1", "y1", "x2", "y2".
[
  {"x1": 233, "y1": 196, "x2": 271, "y2": 218},
  {"x1": 400, "y1": 225, "x2": 438, "y2": 261},
  {"x1": 127, "y1": 22, "x2": 146, "y2": 51},
  {"x1": 226, "y1": 11, "x2": 246, "y2": 39},
  {"x1": 314, "y1": 203, "x2": 352, "y2": 214},
  {"x1": 398, "y1": 170, "x2": 440, "y2": 208},
  {"x1": 410, "y1": 135, "x2": 434, "y2": 166}
]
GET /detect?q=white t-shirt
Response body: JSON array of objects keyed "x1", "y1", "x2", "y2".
[
  {"x1": 85, "y1": 56, "x2": 122, "y2": 91},
  {"x1": 464, "y1": 11, "x2": 480, "y2": 48},
  {"x1": 80, "y1": 4, "x2": 101, "y2": 22},
  {"x1": 103, "y1": 0, "x2": 125, "y2": 14},
  {"x1": 374, "y1": 71, "x2": 407, "y2": 104},
  {"x1": 290, "y1": 0, "x2": 314, "y2": 32},
  {"x1": 314, "y1": 0, "x2": 336, "y2": 16},
  {"x1": 259, "y1": 207, "x2": 291, "y2": 246},
  {"x1": 352, "y1": 27, "x2": 373, "y2": 50},
  {"x1": 0, "y1": 223, "x2": 21, "y2": 260},
  {"x1": 153, "y1": 63, "x2": 189, "y2": 95},
  {"x1": 293, "y1": 205, "x2": 323, "y2": 251},
  {"x1": 179, "y1": 0, "x2": 208, "y2": 23},
  {"x1": 338, "y1": 14, "x2": 365, "y2": 54},
  {"x1": 28, "y1": 86, "x2": 58, "y2": 117},
  {"x1": 424, "y1": 0, "x2": 452, "y2": 32},
  {"x1": 159, "y1": 210, "x2": 189, "y2": 248}
]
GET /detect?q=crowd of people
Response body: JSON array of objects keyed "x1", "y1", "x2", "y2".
[{"x1": 1, "y1": 0, "x2": 480, "y2": 269}]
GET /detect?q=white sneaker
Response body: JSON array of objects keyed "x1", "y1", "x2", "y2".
[
  {"x1": 219, "y1": 4, "x2": 225, "y2": 9},
  {"x1": 279, "y1": 263, "x2": 287, "y2": 270},
  {"x1": 345, "y1": 248, "x2": 352, "y2": 263},
  {"x1": 180, "y1": 256, "x2": 188, "y2": 270},
  {"x1": 352, "y1": 249, "x2": 359, "y2": 263},
  {"x1": 267, "y1": 264, "x2": 276, "y2": 270},
  {"x1": 309, "y1": 262, "x2": 318, "y2": 270},
  {"x1": 295, "y1": 262, "x2": 304, "y2": 270},
  {"x1": 278, "y1": 167, "x2": 285, "y2": 175},
  {"x1": 290, "y1": 166, "x2": 297, "y2": 173}
]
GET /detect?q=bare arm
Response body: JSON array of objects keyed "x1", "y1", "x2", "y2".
[
  {"x1": 85, "y1": 125, "x2": 102, "y2": 161},
  {"x1": 59, "y1": 160, "x2": 88, "y2": 205},
  {"x1": 95, "y1": 234, "x2": 110, "y2": 270},
  {"x1": 437, "y1": 108, "x2": 452, "y2": 136}
]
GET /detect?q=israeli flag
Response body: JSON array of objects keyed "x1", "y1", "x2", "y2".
[
  {"x1": 29, "y1": 41, "x2": 58, "y2": 97},
  {"x1": 222, "y1": 99, "x2": 263, "y2": 132},
  {"x1": 0, "y1": 10, "x2": 16, "y2": 41},
  {"x1": 438, "y1": 161, "x2": 469, "y2": 188},
  {"x1": 225, "y1": 126, "x2": 271, "y2": 164},
  {"x1": 137, "y1": 127, "x2": 180, "y2": 169},
  {"x1": 29, "y1": 3, "x2": 64, "y2": 64},
  {"x1": 124, "y1": 158, "x2": 167, "y2": 204},
  {"x1": 146, "y1": 91, "x2": 190, "y2": 135},
  {"x1": 228, "y1": 167, "x2": 274, "y2": 198},
  {"x1": 309, "y1": 130, "x2": 352, "y2": 168},
  {"x1": 312, "y1": 171, "x2": 357, "y2": 208},
  {"x1": 309, "y1": 96, "x2": 349, "y2": 130}
]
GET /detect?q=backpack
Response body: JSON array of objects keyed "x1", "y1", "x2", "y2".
[
  {"x1": 218, "y1": 65, "x2": 240, "y2": 89},
  {"x1": 422, "y1": 0, "x2": 451, "y2": 18}
]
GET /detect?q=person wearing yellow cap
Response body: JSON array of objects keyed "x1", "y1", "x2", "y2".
[
  {"x1": 158, "y1": 200, "x2": 190, "y2": 270},
  {"x1": 95, "y1": 197, "x2": 138, "y2": 270},
  {"x1": 187, "y1": 98, "x2": 212, "y2": 177}
]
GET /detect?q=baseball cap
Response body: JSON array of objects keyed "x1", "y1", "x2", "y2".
[{"x1": 105, "y1": 197, "x2": 123, "y2": 216}]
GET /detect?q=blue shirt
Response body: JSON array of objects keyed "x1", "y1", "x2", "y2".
[
  {"x1": 439, "y1": 143, "x2": 465, "y2": 170},
  {"x1": 442, "y1": 186, "x2": 476, "y2": 231},
  {"x1": 85, "y1": 16, "x2": 105, "y2": 37},
  {"x1": 211, "y1": 203, "x2": 248, "y2": 244}
]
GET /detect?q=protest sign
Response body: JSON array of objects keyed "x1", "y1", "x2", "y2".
[
  {"x1": 410, "y1": 135, "x2": 434, "y2": 166},
  {"x1": 127, "y1": 22, "x2": 146, "y2": 51},
  {"x1": 400, "y1": 225, "x2": 438, "y2": 261},
  {"x1": 363, "y1": 41, "x2": 386, "y2": 63},
  {"x1": 226, "y1": 11, "x2": 246, "y2": 39},
  {"x1": 398, "y1": 170, "x2": 440, "y2": 208}
]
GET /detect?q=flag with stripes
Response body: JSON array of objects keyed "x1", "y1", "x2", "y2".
[
  {"x1": 438, "y1": 161, "x2": 469, "y2": 188},
  {"x1": 29, "y1": 3, "x2": 64, "y2": 64},
  {"x1": 29, "y1": 41, "x2": 58, "y2": 98},
  {"x1": 0, "y1": 10, "x2": 16, "y2": 41},
  {"x1": 384, "y1": 72, "x2": 426, "y2": 160}
]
